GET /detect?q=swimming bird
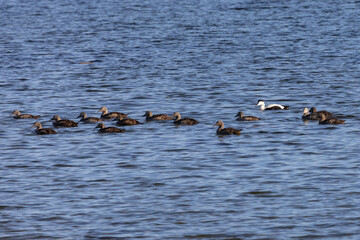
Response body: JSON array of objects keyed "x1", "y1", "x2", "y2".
[
  {"x1": 319, "y1": 113, "x2": 345, "y2": 125},
  {"x1": 95, "y1": 123, "x2": 125, "y2": 133},
  {"x1": 10, "y1": 110, "x2": 39, "y2": 119},
  {"x1": 302, "y1": 108, "x2": 320, "y2": 120},
  {"x1": 171, "y1": 112, "x2": 199, "y2": 125},
  {"x1": 235, "y1": 112, "x2": 261, "y2": 121},
  {"x1": 213, "y1": 120, "x2": 242, "y2": 135},
  {"x1": 51, "y1": 115, "x2": 78, "y2": 127},
  {"x1": 77, "y1": 112, "x2": 103, "y2": 123},
  {"x1": 310, "y1": 107, "x2": 333, "y2": 118},
  {"x1": 32, "y1": 121, "x2": 57, "y2": 135},
  {"x1": 114, "y1": 115, "x2": 142, "y2": 126},
  {"x1": 98, "y1": 106, "x2": 127, "y2": 119},
  {"x1": 143, "y1": 111, "x2": 172, "y2": 121},
  {"x1": 256, "y1": 100, "x2": 289, "y2": 110}
]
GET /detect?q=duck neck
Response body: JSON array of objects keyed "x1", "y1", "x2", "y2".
[
  {"x1": 259, "y1": 103, "x2": 265, "y2": 110},
  {"x1": 217, "y1": 123, "x2": 224, "y2": 131}
]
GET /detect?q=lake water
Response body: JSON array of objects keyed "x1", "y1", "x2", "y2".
[{"x1": 1, "y1": 0, "x2": 360, "y2": 239}]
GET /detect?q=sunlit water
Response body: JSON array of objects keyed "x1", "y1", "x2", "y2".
[{"x1": 1, "y1": 0, "x2": 360, "y2": 239}]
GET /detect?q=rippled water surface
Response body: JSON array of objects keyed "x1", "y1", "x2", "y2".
[{"x1": 1, "y1": 0, "x2": 360, "y2": 239}]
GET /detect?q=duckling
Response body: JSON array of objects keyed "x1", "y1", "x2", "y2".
[
  {"x1": 10, "y1": 110, "x2": 39, "y2": 119},
  {"x1": 98, "y1": 106, "x2": 127, "y2": 119},
  {"x1": 51, "y1": 115, "x2": 78, "y2": 127},
  {"x1": 114, "y1": 115, "x2": 142, "y2": 126},
  {"x1": 302, "y1": 108, "x2": 320, "y2": 120},
  {"x1": 235, "y1": 112, "x2": 261, "y2": 121},
  {"x1": 310, "y1": 107, "x2": 333, "y2": 118},
  {"x1": 171, "y1": 112, "x2": 199, "y2": 125},
  {"x1": 319, "y1": 113, "x2": 345, "y2": 125},
  {"x1": 95, "y1": 123, "x2": 125, "y2": 133},
  {"x1": 256, "y1": 100, "x2": 289, "y2": 110},
  {"x1": 32, "y1": 121, "x2": 57, "y2": 135},
  {"x1": 143, "y1": 111, "x2": 172, "y2": 121},
  {"x1": 213, "y1": 120, "x2": 242, "y2": 135},
  {"x1": 77, "y1": 112, "x2": 103, "y2": 123}
]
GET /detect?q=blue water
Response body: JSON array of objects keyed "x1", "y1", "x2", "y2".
[{"x1": 1, "y1": 0, "x2": 360, "y2": 239}]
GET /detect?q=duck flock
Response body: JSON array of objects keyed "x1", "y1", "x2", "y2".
[{"x1": 9, "y1": 100, "x2": 346, "y2": 136}]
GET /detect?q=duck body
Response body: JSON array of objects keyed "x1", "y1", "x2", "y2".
[
  {"x1": 143, "y1": 111, "x2": 172, "y2": 121},
  {"x1": 98, "y1": 106, "x2": 127, "y2": 119},
  {"x1": 302, "y1": 108, "x2": 321, "y2": 120},
  {"x1": 77, "y1": 112, "x2": 103, "y2": 123},
  {"x1": 32, "y1": 121, "x2": 57, "y2": 135},
  {"x1": 213, "y1": 120, "x2": 241, "y2": 135},
  {"x1": 95, "y1": 123, "x2": 125, "y2": 133},
  {"x1": 172, "y1": 112, "x2": 199, "y2": 125},
  {"x1": 235, "y1": 112, "x2": 261, "y2": 121},
  {"x1": 319, "y1": 113, "x2": 345, "y2": 125},
  {"x1": 256, "y1": 100, "x2": 289, "y2": 110},
  {"x1": 51, "y1": 115, "x2": 78, "y2": 127},
  {"x1": 310, "y1": 107, "x2": 333, "y2": 118},
  {"x1": 11, "y1": 110, "x2": 39, "y2": 119},
  {"x1": 114, "y1": 115, "x2": 142, "y2": 126}
]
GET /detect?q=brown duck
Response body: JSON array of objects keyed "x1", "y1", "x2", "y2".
[
  {"x1": 213, "y1": 120, "x2": 242, "y2": 135},
  {"x1": 77, "y1": 112, "x2": 103, "y2": 123},
  {"x1": 98, "y1": 106, "x2": 127, "y2": 119},
  {"x1": 10, "y1": 110, "x2": 39, "y2": 119},
  {"x1": 51, "y1": 115, "x2": 78, "y2": 127},
  {"x1": 302, "y1": 108, "x2": 320, "y2": 120},
  {"x1": 143, "y1": 111, "x2": 172, "y2": 121},
  {"x1": 310, "y1": 107, "x2": 333, "y2": 118},
  {"x1": 235, "y1": 112, "x2": 261, "y2": 121},
  {"x1": 319, "y1": 113, "x2": 345, "y2": 125},
  {"x1": 32, "y1": 121, "x2": 57, "y2": 135},
  {"x1": 171, "y1": 112, "x2": 199, "y2": 125},
  {"x1": 95, "y1": 123, "x2": 125, "y2": 133},
  {"x1": 114, "y1": 115, "x2": 142, "y2": 126}
]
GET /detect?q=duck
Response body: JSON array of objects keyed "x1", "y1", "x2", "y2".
[
  {"x1": 302, "y1": 108, "x2": 320, "y2": 120},
  {"x1": 32, "y1": 121, "x2": 57, "y2": 135},
  {"x1": 143, "y1": 111, "x2": 172, "y2": 121},
  {"x1": 256, "y1": 100, "x2": 289, "y2": 110},
  {"x1": 95, "y1": 123, "x2": 125, "y2": 133},
  {"x1": 51, "y1": 115, "x2": 78, "y2": 127},
  {"x1": 310, "y1": 107, "x2": 333, "y2": 118},
  {"x1": 319, "y1": 113, "x2": 345, "y2": 125},
  {"x1": 171, "y1": 112, "x2": 199, "y2": 125},
  {"x1": 213, "y1": 120, "x2": 242, "y2": 135},
  {"x1": 113, "y1": 115, "x2": 142, "y2": 126},
  {"x1": 98, "y1": 106, "x2": 127, "y2": 119},
  {"x1": 235, "y1": 112, "x2": 261, "y2": 121},
  {"x1": 77, "y1": 112, "x2": 103, "y2": 123},
  {"x1": 10, "y1": 110, "x2": 40, "y2": 119}
]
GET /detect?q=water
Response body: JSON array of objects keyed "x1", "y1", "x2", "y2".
[{"x1": 1, "y1": 0, "x2": 360, "y2": 239}]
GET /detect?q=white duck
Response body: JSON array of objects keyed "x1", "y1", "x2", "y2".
[{"x1": 256, "y1": 100, "x2": 289, "y2": 111}]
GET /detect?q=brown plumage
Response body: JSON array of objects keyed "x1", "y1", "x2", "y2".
[
  {"x1": 98, "y1": 106, "x2": 127, "y2": 119},
  {"x1": 213, "y1": 120, "x2": 242, "y2": 135},
  {"x1": 114, "y1": 115, "x2": 142, "y2": 126},
  {"x1": 143, "y1": 111, "x2": 172, "y2": 121},
  {"x1": 310, "y1": 107, "x2": 333, "y2": 118},
  {"x1": 319, "y1": 113, "x2": 345, "y2": 125},
  {"x1": 235, "y1": 112, "x2": 261, "y2": 121},
  {"x1": 95, "y1": 123, "x2": 125, "y2": 133},
  {"x1": 302, "y1": 108, "x2": 321, "y2": 120},
  {"x1": 32, "y1": 121, "x2": 57, "y2": 135},
  {"x1": 171, "y1": 112, "x2": 199, "y2": 125},
  {"x1": 77, "y1": 112, "x2": 103, "y2": 123},
  {"x1": 51, "y1": 115, "x2": 78, "y2": 127},
  {"x1": 10, "y1": 110, "x2": 39, "y2": 119}
]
